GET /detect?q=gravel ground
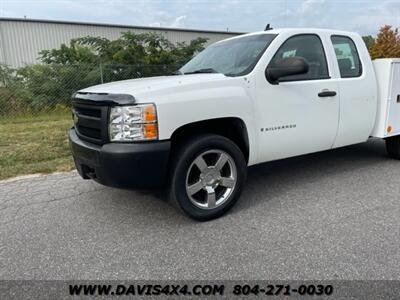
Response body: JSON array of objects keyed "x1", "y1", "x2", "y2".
[{"x1": 0, "y1": 139, "x2": 399, "y2": 280}]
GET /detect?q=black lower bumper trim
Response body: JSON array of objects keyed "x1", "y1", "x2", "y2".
[{"x1": 69, "y1": 129, "x2": 170, "y2": 188}]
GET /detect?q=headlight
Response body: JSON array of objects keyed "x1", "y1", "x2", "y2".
[{"x1": 109, "y1": 104, "x2": 158, "y2": 141}]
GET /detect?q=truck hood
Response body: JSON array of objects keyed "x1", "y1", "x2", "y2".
[{"x1": 79, "y1": 73, "x2": 231, "y2": 103}]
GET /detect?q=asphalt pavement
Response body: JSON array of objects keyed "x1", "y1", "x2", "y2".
[{"x1": 0, "y1": 139, "x2": 399, "y2": 280}]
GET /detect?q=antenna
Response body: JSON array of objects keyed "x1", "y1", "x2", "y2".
[{"x1": 265, "y1": 24, "x2": 273, "y2": 31}]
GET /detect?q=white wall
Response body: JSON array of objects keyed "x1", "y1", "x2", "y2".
[{"x1": 0, "y1": 19, "x2": 242, "y2": 68}]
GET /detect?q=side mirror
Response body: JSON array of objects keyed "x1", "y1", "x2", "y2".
[{"x1": 265, "y1": 56, "x2": 309, "y2": 84}]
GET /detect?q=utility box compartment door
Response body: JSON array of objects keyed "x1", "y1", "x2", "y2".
[
  {"x1": 371, "y1": 59, "x2": 400, "y2": 138},
  {"x1": 387, "y1": 62, "x2": 400, "y2": 136}
]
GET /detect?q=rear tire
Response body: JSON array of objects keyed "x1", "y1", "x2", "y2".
[
  {"x1": 170, "y1": 134, "x2": 247, "y2": 221},
  {"x1": 386, "y1": 136, "x2": 400, "y2": 159}
]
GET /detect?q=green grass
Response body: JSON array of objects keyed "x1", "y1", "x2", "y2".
[{"x1": 0, "y1": 113, "x2": 75, "y2": 180}]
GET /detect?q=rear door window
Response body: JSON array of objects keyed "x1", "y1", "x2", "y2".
[{"x1": 331, "y1": 35, "x2": 362, "y2": 78}]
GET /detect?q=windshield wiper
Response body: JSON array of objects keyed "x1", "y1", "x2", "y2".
[
  {"x1": 171, "y1": 70, "x2": 183, "y2": 75},
  {"x1": 184, "y1": 68, "x2": 219, "y2": 75}
]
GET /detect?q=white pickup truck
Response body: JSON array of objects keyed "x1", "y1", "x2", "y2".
[{"x1": 69, "y1": 28, "x2": 400, "y2": 220}]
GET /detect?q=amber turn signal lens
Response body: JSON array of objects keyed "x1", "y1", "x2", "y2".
[
  {"x1": 143, "y1": 124, "x2": 158, "y2": 139},
  {"x1": 387, "y1": 126, "x2": 392, "y2": 133},
  {"x1": 143, "y1": 105, "x2": 157, "y2": 122}
]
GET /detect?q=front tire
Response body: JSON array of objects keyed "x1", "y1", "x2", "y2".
[
  {"x1": 386, "y1": 136, "x2": 400, "y2": 159},
  {"x1": 170, "y1": 134, "x2": 247, "y2": 221}
]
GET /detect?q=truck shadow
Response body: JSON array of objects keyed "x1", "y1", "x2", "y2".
[
  {"x1": 234, "y1": 138, "x2": 390, "y2": 212},
  {"x1": 118, "y1": 139, "x2": 392, "y2": 221}
]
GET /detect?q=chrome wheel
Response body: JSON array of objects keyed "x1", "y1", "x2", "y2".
[{"x1": 185, "y1": 149, "x2": 237, "y2": 209}]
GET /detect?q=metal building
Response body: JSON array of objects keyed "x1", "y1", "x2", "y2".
[{"x1": 0, "y1": 18, "x2": 243, "y2": 68}]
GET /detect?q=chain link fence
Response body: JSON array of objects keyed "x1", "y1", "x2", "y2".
[{"x1": 0, "y1": 63, "x2": 179, "y2": 119}]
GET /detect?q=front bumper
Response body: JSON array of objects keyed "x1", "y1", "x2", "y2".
[{"x1": 69, "y1": 128, "x2": 170, "y2": 188}]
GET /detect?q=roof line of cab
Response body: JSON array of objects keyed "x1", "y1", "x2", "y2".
[{"x1": 218, "y1": 27, "x2": 360, "y2": 43}]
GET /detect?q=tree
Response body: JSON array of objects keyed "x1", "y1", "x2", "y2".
[
  {"x1": 39, "y1": 32, "x2": 208, "y2": 67},
  {"x1": 0, "y1": 64, "x2": 33, "y2": 115},
  {"x1": 16, "y1": 64, "x2": 102, "y2": 109},
  {"x1": 37, "y1": 32, "x2": 208, "y2": 81},
  {"x1": 39, "y1": 41, "x2": 98, "y2": 65},
  {"x1": 0, "y1": 64, "x2": 16, "y2": 87},
  {"x1": 362, "y1": 35, "x2": 375, "y2": 50},
  {"x1": 1, "y1": 32, "x2": 209, "y2": 114},
  {"x1": 369, "y1": 25, "x2": 400, "y2": 59}
]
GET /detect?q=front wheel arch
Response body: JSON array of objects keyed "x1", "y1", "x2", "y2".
[{"x1": 169, "y1": 117, "x2": 250, "y2": 164}]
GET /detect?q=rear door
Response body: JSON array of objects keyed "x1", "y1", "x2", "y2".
[
  {"x1": 255, "y1": 33, "x2": 340, "y2": 162},
  {"x1": 330, "y1": 35, "x2": 377, "y2": 147}
]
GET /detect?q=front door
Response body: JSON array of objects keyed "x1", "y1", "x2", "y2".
[{"x1": 255, "y1": 34, "x2": 340, "y2": 162}]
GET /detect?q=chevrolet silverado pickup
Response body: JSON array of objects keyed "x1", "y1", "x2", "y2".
[{"x1": 69, "y1": 28, "x2": 400, "y2": 220}]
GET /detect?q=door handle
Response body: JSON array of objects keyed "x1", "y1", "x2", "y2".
[{"x1": 318, "y1": 90, "x2": 337, "y2": 97}]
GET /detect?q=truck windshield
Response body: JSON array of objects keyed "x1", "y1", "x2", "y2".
[{"x1": 179, "y1": 34, "x2": 277, "y2": 77}]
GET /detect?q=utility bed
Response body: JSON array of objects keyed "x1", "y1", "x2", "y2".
[{"x1": 372, "y1": 58, "x2": 400, "y2": 138}]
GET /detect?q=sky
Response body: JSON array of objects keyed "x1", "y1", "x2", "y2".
[{"x1": 0, "y1": 0, "x2": 399, "y2": 36}]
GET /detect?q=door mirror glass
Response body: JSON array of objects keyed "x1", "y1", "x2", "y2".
[{"x1": 265, "y1": 56, "x2": 309, "y2": 84}]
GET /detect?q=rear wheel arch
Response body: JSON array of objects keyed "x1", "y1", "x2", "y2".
[{"x1": 386, "y1": 135, "x2": 400, "y2": 159}]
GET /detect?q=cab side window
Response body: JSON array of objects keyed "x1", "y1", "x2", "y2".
[
  {"x1": 269, "y1": 34, "x2": 329, "y2": 81},
  {"x1": 331, "y1": 35, "x2": 362, "y2": 78}
]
